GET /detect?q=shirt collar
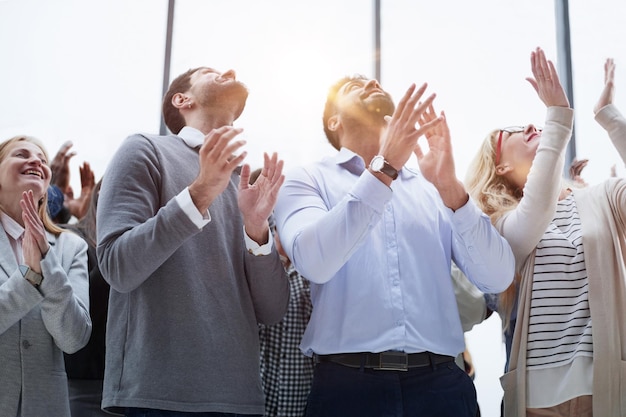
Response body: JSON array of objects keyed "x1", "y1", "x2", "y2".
[
  {"x1": 178, "y1": 126, "x2": 205, "y2": 149},
  {"x1": 335, "y1": 147, "x2": 367, "y2": 176},
  {"x1": 0, "y1": 211, "x2": 24, "y2": 241}
]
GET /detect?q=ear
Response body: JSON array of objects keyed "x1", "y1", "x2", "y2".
[
  {"x1": 172, "y1": 93, "x2": 190, "y2": 110},
  {"x1": 495, "y1": 163, "x2": 513, "y2": 176},
  {"x1": 327, "y1": 115, "x2": 340, "y2": 132}
]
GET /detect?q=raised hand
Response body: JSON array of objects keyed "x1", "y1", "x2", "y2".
[
  {"x1": 594, "y1": 58, "x2": 615, "y2": 114},
  {"x1": 238, "y1": 152, "x2": 284, "y2": 244},
  {"x1": 525, "y1": 47, "x2": 570, "y2": 109},
  {"x1": 415, "y1": 103, "x2": 468, "y2": 210},
  {"x1": 65, "y1": 161, "x2": 96, "y2": 220},
  {"x1": 189, "y1": 126, "x2": 247, "y2": 214},
  {"x1": 569, "y1": 158, "x2": 589, "y2": 187},
  {"x1": 20, "y1": 190, "x2": 50, "y2": 273},
  {"x1": 50, "y1": 141, "x2": 76, "y2": 194},
  {"x1": 378, "y1": 83, "x2": 441, "y2": 172}
]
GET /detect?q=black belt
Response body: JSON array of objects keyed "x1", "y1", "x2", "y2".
[{"x1": 315, "y1": 351, "x2": 455, "y2": 371}]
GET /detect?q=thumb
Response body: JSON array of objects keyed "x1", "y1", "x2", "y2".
[
  {"x1": 525, "y1": 77, "x2": 539, "y2": 94},
  {"x1": 413, "y1": 143, "x2": 424, "y2": 160}
]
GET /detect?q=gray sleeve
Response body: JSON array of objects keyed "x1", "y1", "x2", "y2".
[
  {"x1": 39, "y1": 233, "x2": 92, "y2": 353},
  {"x1": 244, "y1": 250, "x2": 290, "y2": 325},
  {"x1": 96, "y1": 135, "x2": 201, "y2": 293}
]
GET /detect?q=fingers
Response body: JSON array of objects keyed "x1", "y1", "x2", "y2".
[
  {"x1": 394, "y1": 83, "x2": 429, "y2": 124},
  {"x1": 262, "y1": 152, "x2": 284, "y2": 184},
  {"x1": 200, "y1": 126, "x2": 247, "y2": 171},
  {"x1": 605, "y1": 58, "x2": 615, "y2": 85}
]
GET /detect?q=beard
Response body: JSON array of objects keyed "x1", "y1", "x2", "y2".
[
  {"x1": 359, "y1": 92, "x2": 395, "y2": 123},
  {"x1": 199, "y1": 80, "x2": 249, "y2": 120}
]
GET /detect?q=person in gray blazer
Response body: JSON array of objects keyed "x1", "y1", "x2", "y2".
[{"x1": 0, "y1": 135, "x2": 92, "y2": 417}]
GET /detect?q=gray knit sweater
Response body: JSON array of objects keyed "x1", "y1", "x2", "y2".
[{"x1": 97, "y1": 132, "x2": 289, "y2": 414}]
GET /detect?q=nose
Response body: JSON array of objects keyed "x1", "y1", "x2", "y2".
[
  {"x1": 27, "y1": 155, "x2": 43, "y2": 166},
  {"x1": 525, "y1": 124, "x2": 539, "y2": 134},
  {"x1": 222, "y1": 69, "x2": 236, "y2": 80},
  {"x1": 364, "y1": 79, "x2": 382, "y2": 90}
]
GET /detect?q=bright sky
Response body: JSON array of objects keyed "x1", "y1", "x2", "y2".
[{"x1": 2, "y1": 1, "x2": 626, "y2": 415}]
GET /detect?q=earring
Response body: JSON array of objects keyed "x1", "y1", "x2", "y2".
[{"x1": 187, "y1": 103, "x2": 192, "y2": 109}]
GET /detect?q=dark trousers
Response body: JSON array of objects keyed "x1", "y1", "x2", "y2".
[
  {"x1": 126, "y1": 409, "x2": 261, "y2": 417},
  {"x1": 305, "y1": 361, "x2": 478, "y2": 417}
]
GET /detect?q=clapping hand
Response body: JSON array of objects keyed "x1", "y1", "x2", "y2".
[
  {"x1": 20, "y1": 190, "x2": 49, "y2": 273},
  {"x1": 238, "y1": 152, "x2": 284, "y2": 244}
]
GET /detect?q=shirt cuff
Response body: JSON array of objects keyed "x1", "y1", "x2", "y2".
[
  {"x1": 175, "y1": 188, "x2": 211, "y2": 229},
  {"x1": 244, "y1": 226, "x2": 274, "y2": 256}
]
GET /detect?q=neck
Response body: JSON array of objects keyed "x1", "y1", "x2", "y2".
[
  {"x1": 339, "y1": 120, "x2": 386, "y2": 165},
  {"x1": 184, "y1": 109, "x2": 237, "y2": 134},
  {"x1": 0, "y1": 203, "x2": 24, "y2": 227}
]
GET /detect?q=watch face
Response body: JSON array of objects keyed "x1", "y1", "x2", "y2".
[{"x1": 371, "y1": 156, "x2": 384, "y2": 171}]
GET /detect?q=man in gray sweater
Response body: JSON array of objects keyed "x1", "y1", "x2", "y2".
[{"x1": 96, "y1": 67, "x2": 290, "y2": 416}]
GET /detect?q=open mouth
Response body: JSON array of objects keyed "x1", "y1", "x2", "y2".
[{"x1": 23, "y1": 169, "x2": 44, "y2": 178}]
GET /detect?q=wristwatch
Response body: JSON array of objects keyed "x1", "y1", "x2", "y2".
[
  {"x1": 19, "y1": 265, "x2": 43, "y2": 287},
  {"x1": 369, "y1": 155, "x2": 398, "y2": 180}
]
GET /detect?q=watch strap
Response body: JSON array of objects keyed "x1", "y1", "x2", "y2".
[
  {"x1": 370, "y1": 155, "x2": 399, "y2": 180},
  {"x1": 19, "y1": 265, "x2": 43, "y2": 287}
]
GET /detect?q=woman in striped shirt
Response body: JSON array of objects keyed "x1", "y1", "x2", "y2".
[{"x1": 465, "y1": 48, "x2": 626, "y2": 417}]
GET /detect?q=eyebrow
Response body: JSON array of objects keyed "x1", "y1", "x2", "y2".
[{"x1": 13, "y1": 147, "x2": 46, "y2": 159}]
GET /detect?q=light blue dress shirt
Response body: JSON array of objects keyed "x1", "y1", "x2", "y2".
[{"x1": 273, "y1": 148, "x2": 514, "y2": 357}]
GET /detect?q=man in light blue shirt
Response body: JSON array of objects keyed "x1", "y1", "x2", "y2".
[{"x1": 273, "y1": 76, "x2": 515, "y2": 417}]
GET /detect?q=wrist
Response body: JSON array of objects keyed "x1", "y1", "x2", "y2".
[
  {"x1": 244, "y1": 221, "x2": 269, "y2": 245},
  {"x1": 19, "y1": 265, "x2": 43, "y2": 287}
]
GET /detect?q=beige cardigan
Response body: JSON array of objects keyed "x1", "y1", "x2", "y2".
[{"x1": 501, "y1": 104, "x2": 626, "y2": 416}]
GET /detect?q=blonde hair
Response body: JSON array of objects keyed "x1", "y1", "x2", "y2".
[
  {"x1": 464, "y1": 129, "x2": 522, "y2": 331},
  {"x1": 0, "y1": 135, "x2": 64, "y2": 235}
]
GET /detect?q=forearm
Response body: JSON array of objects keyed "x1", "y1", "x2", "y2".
[
  {"x1": 0, "y1": 272, "x2": 42, "y2": 334},
  {"x1": 275, "y1": 169, "x2": 389, "y2": 283},
  {"x1": 452, "y1": 200, "x2": 515, "y2": 294},
  {"x1": 97, "y1": 198, "x2": 201, "y2": 293},
  {"x1": 498, "y1": 106, "x2": 574, "y2": 265},
  {"x1": 245, "y1": 251, "x2": 290, "y2": 324},
  {"x1": 39, "y1": 244, "x2": 92, "y2": 353},
  {"x1": 595, "y1": 104, "x2": 626, "y2": 164}
]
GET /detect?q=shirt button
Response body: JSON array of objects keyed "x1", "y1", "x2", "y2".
[
  {"x1": 22, "y1": 340, "x2": 31, "y2": 349},
  {"x1": 396, "y1": 321, "x2": 402, "y2": 327},
  {"x1": 393, "y1": 280, "x2": 399, "y2": 286}
]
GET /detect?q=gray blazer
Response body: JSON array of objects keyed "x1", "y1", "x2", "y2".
[{"x1": 0, "y1": 225, "x2": 91, "y2": 417}]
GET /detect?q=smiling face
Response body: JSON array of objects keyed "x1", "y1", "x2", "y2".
[
  {"x1": 0, "y1": 137, "x2": 51, "y2": 208},
  {"x1": 335, "y1": 77, "x2": 395, "y2": 121},
  {"x1": 495, "y1": 124, "x2": 542, "y2": 189},
  {"x1": 187, "y1": 67, "x2": 249, "y2": 119},
  {"x1": 323, "y1": 75, "x2": 395, "y2": 149}
]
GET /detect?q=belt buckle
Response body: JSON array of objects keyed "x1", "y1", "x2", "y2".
[{"x1": 375, "y1": 351, "x2": 408, "y2": 371}]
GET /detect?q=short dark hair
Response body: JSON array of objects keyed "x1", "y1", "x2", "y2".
[
  {"x1": 322, "y1": 74, "x2": 368, "y2": 150},
  {"x1": 162, "y1": 67, "x2": 201, "y2": 135}
]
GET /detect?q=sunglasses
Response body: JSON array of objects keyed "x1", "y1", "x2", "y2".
[{"x1": 495, "y1": 126, "x2": 526, "y2": 166}]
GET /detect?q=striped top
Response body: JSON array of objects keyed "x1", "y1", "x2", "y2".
[{"x1": 526, "y1": 193, "x2": 593, "y2": 407}]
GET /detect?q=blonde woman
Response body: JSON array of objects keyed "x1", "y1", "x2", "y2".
[
  {"x1": 466, "y1": 49, "x2": 626, "y2": 417},
  {"x1": 0, "y1": 135, "x2": 91, "y2": 417}
]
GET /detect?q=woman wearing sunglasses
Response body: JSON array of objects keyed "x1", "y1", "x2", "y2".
[{"x1": 465, "y1": 49, "x2": 626, "y2": 417}]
